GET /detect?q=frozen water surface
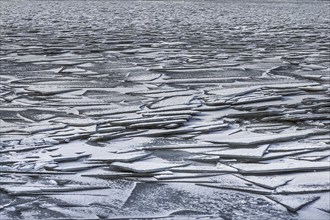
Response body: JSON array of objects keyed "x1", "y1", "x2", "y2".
[{"x1": 0, "y1": 0, "x2": 329, "y2": 219}]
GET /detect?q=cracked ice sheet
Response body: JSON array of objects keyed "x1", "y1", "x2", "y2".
[
  {"x1": 268, "y1": 140, "x2": 329, "y2": 152},
  {"x1": 231, "y1": 159, "x2": 330, "y2": 174},
  {"x1": 203, "y1": 144, "x2": 269, "y2": 159},
  {"x1": 170, "y1": 163, "x2": 238, "y2": 173},
  {"x1": 115, "y1": 182, "x2": 297, "y2": 219},
  {"x1": 234, "y1": 175, "x2": 294, "y2": 190},
  {"x1": 266, "y1": 194, "x2": 320, "y2": 212},
  {"x1": 206, "y1": 85, "x2": 262, "y2": 97},
  {"x1": 44, "y1": 181, "x2": 136, "y2": 210},
  {"x1": 275, "y1": 171, "x2": 330, "y2": 194},
  {"x1": 149, "y1": 95, "x2": 196, "y2": 109},
  {"x1": 198, "y1": 128, "x2": 329, "y2": 146},
  {"x1": 88, "y1": 152, "x2": 151, "y2": 163},
  {"x1": 1, "y1": 0, "x2": 330, "y2": 219}
]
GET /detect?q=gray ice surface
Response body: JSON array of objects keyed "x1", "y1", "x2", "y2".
[{"x1": 0, "y1": 0, "x2": 329, "y2": 219}]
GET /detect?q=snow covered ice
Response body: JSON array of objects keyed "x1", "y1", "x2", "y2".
[{"x1": 0, "y1": 0, "x2": 329, "y2": 219}]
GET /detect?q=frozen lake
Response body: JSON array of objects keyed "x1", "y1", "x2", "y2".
[{"x1": 0, "y1": 0, "x2": 330, "y2": 219}]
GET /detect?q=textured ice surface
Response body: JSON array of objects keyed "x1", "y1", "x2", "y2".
[
  {"x1": 1, "y1": 0, "x2": 329, "y2": 219},
  {"x1": 203, "y1": 144, "x2": 269, "y2": 159},
  {"x1": 231, "y1": 159, "x2": 330, "y2": 174},
  {"x1": 267, "y1": 195, "x2": 320, "y2": 212}
]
